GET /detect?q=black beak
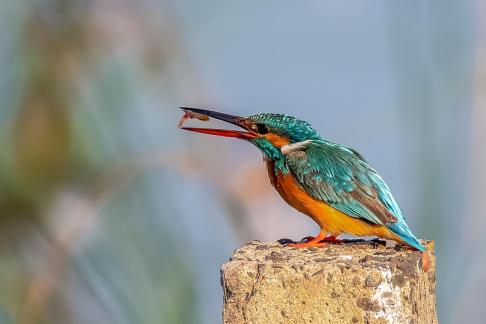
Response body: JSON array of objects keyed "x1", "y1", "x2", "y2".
[{"x1": 179, "y1": 107, "x2": 258, "y2": 139}]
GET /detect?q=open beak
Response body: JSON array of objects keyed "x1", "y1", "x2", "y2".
[{"x1": 179, "y1": 107, "x2": 258, "y2": 140}]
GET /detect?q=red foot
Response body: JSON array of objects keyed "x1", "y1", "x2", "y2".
[
  {"x1": 320, "y1": 236, "x2": 345, "y2": 244},
  {"x1": 288, "y1": 241, "x2": 327, "y2": 248},
  {"x1": 287, "y1": 231, "x2": 327, "y2": 248}
]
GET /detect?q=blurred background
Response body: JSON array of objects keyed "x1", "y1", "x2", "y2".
[{"x1": 0, "y1": 0, "x2": 483, "y2": 323}]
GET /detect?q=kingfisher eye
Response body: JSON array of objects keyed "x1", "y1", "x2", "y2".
[{"x1": 254, "y1": 123, "x2": 269, "y2": 134}]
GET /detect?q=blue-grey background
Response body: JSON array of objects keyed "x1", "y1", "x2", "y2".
[{"x1": 0, "y1": 0, "x2": 483, "y2": 323}]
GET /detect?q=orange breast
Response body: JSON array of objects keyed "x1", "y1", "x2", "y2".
[{"x1": 271, "y1": 168, "x2": 403, "y2": 242}]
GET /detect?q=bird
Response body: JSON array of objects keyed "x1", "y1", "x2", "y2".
[{"x1": 179, "y1": 107, "x2": 426, "y2": 252}]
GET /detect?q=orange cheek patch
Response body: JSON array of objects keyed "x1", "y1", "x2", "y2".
[{"x1": 264, "y1": 134, "x2": 290, "y2": 148}]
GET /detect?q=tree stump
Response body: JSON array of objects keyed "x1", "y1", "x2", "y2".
[{"x1": 221, "y1": 241, "x2": 436, "y2": 324}]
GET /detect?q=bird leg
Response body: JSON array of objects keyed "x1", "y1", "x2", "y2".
[
  {"x1": 287, "y1": 231, "x2": 327, "y2": 247},
  {"x1": 300, "y1": 235, "x2": 345, "y2": 244},
  {"x1": 320, "y1": 236, "x2": 345, "y2": 244}
]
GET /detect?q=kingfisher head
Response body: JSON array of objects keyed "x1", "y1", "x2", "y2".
[{"x1": 179, "y1": 107, "x2": 321, "y2": 160}]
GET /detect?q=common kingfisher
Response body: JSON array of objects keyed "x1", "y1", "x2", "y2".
[{"x1": 179, "y1": 107, "x2": 426, "y2": 252}]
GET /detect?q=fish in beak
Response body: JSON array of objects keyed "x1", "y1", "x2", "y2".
[{"x1": 178, "y1": 107, "x2": 258, "y2": 140}]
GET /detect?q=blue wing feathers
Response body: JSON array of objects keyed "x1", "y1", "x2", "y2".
[
  {"x1": 388, "y1": 223, "x2": 426, "y2": 251},
  {"x1": 285, "y1": 140, "x2": 425, "y2": 251}
]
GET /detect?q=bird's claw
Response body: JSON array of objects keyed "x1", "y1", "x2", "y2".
[
  {"x1": 301, "y1": 235, "x2": 344, "y2": 244},
  {"x1": 278, "y1": 234, "x2": 346, "y2": 247},
  {"x1": 277, "y1": 238, "x2": 295, "y2": 245},
  {"x1": 287, "y1": 241, "x2": 327, "y2": 248}
]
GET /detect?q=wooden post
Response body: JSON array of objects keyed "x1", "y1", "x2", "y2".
[{"x1": 221, "y1": 241, "x2": 436, "y2": 324}]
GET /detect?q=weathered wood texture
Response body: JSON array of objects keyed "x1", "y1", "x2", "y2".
[{"x1": 221, "y1": 241, "x2": 436, "y2": 324}]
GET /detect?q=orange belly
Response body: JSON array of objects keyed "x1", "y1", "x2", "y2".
[{"x1": 272, "y1": 169, "x2": 403, "y2": 242}]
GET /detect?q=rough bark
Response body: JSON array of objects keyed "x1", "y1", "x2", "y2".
[{"x1": 221, "y1": 241, "x2": 436, "y2": 324}]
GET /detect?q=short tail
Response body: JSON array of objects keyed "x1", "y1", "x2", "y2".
[{"x1": 388, "y1": 223, "x2": 426, "y2": 252}]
